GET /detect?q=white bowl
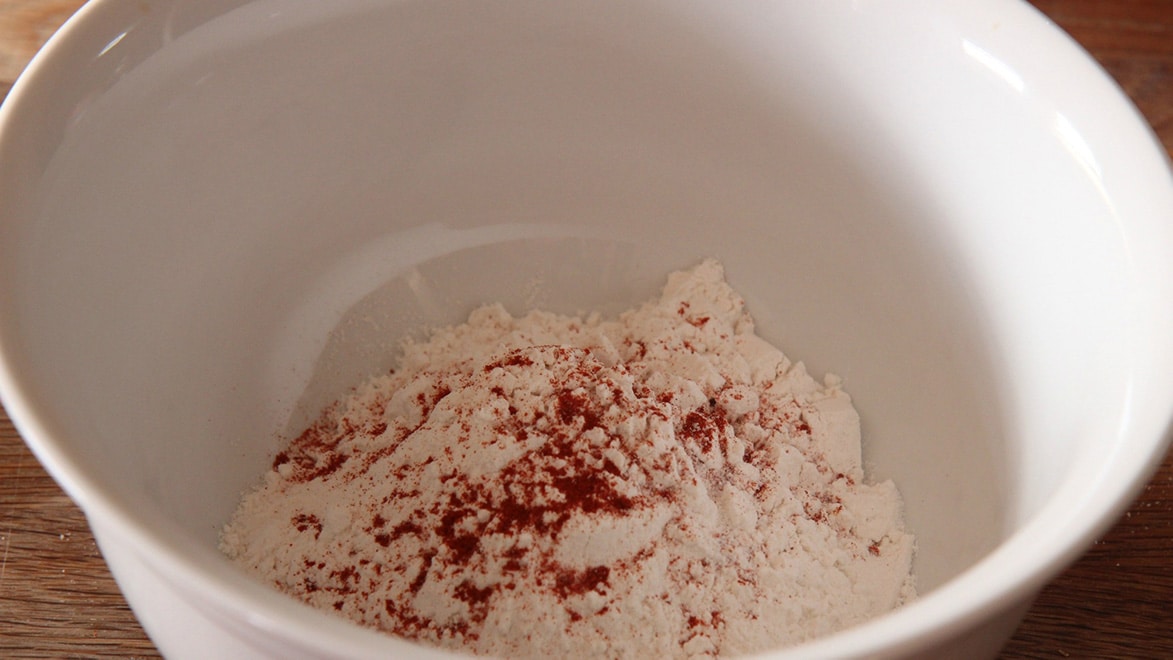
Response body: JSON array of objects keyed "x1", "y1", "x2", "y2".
[{"x1": 2, "y1": 0, "x2": 1171, "y2": 657}]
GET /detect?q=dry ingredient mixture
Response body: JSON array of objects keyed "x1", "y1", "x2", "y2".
[{"x1": 220, "y1": 259, "x2": 915, "y2": 657}]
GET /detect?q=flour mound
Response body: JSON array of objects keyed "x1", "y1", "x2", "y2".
[{"x1": 220, "y1": 259, "x2": 915, "y2": 657}]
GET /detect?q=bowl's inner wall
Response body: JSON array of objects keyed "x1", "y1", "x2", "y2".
[{"x1": 4, "y1": 0, "x2": 1146, "y2": 599}]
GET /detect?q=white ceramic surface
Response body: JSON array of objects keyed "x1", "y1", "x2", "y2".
[{"x1": 1, "y1": 0, "x2": 1171, "y2": 658}]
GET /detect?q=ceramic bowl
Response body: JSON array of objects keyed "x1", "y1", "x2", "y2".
[{"x1": 2, "y1": 0, "x2": 1172, "y2": 657}]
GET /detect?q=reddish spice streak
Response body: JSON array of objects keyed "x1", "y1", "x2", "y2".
[
  {"x1": 681, "y1": 408, "x2": 719, "y2": 453},
  {"x1": 281, "y1": 396, "x2": 394, "y2": 481},
  {"x1": 454, "y1": 580, "x2": 495, "y2": 617},
  {"x1": 804, "y1": 501, "x2": 827, "y2": 523},
  {"x1": 793, "y1": 402, "x2": 813, "y2": 434},
  {"x1": 556, "y1": 389, "x2": 602, "y2": 430},
  {"x1": 626, "y1": 338, "x2": 648, "y2": 359},
  {"x1": 552, "y1": 470, "x2": 634, "y2": 515},
  {"x1": 390, "y1": 520, "x2": 422, "y2": 538},
  {"x1": 483, "y1": 351, "x2": 535, "y2": 372},
  {"x1": 499, "y1": 548, "x2": 527, "y2": 574},
  {"x1": 330, "y1": 566, "x2": 358, "y2": 594},
  {"x1": 409, "y1": 552, "x2": 436, "y2": 594},
  {"x1": 447, "y1": 534, "x2": 480, "y2": 564},
  {"x1": 292, "y1": 513, "x2": 323, "y2": 539},
  {"x1": 273, "y1": 415, "x2": 351, "y2": 483},
  {"x1": 601, "y1": 458, "x2": 623, "y2": 477},
  {"x1": 552, "y1": 565, "x2": 610, "y2": 598}
]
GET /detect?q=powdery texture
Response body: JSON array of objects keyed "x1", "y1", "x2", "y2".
[{"x1": 220, "y1": 259, "x2": 915, "y2": 658}]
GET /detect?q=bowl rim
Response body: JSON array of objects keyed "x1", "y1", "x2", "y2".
[{"x1": 2, "y1": 0, "x2": 1172, "y2": 657}]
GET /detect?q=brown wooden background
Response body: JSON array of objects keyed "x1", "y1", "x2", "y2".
[{"x1": 1, "y1": 0, "x2": 1171, "y2": 657}]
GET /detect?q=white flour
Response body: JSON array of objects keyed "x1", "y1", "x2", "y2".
[{"x1": 220, "y1": 259, "x2": 915, "y2": 657}]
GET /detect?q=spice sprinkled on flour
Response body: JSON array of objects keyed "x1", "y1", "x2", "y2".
[{"x1": 220, "y1": 259, "x2": 915, "y2": 657}]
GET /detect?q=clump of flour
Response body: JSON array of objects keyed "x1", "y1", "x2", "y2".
[{"x1": 221, "y1": 259, "x2": 915, "y2": 657}]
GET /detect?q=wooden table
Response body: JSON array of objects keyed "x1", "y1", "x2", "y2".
[{"x1": 1, "y1": 1, "x2": 1171, "y2": 657}]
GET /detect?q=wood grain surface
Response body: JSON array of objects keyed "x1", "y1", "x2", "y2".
[{"x1": 1, "y1": 0, "x2": 1171, "y2": 657}]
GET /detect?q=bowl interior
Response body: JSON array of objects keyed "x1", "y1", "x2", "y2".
[{"x1": 2, "y1": 0, "x2": 1169, "y2": 652}]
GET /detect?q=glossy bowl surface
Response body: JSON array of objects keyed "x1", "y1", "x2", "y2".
[{"x1": 1, "y1": 0, "x2": 1172, "y2": 658}]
